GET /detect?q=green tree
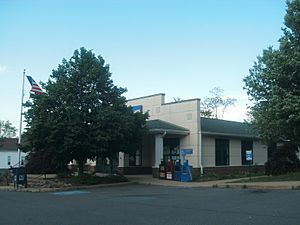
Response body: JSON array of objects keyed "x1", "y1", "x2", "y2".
[
  {"x1": 0, "y1": 120, "x2": 17, "y2": 146},
  {"x1": 0, "y1": 120, "x2": 16, "y2": 139},
  {"x1": 244, "y1": 0, "x2": 300, "y2": 174},
  {"x1": 200, "y1": 87, "x2": 237, "y2": 119},
  {"x1": 97, "y1": 106, "x2": 148, "y2": 173},
  {"x1": 22, "y1": 47, "x2": 148, "y2": 175}
]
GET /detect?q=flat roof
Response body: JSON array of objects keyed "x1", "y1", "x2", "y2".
[
  {"x1": 127, "y1": 93, "x2": 165, "y2": 102},
  {"x1": 163, "y1": 98, "x2": 200, "y2": 105}
]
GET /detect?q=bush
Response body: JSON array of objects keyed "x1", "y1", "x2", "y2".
[
  {"x1": 56, "y1": 171, "x2": 73, "y2": 178},
  {"x1": 26, "y1": 151, "x2": 69, "y2": 174},
  {"x1": 69, "y1": 173, "x2": 128, "y2": 186},
  {"x1": 265, "y1": 143, "x2": 300, "y2": 175},
  {"x1": 0, "y1": 170, "x2": 11, "y2": 186}
]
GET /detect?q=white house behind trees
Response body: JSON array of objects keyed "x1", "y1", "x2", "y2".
[{"x1": 0, "y1": 138, "x2": 26, "y2": 169}]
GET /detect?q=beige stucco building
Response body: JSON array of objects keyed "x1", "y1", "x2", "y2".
[{"x1": 118, "y1": 93, "x2": 268, "y2": 177}]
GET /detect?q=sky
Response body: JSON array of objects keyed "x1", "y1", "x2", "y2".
[{"x1": 0, "y1": 0, "x2": 287, "y2": 131}]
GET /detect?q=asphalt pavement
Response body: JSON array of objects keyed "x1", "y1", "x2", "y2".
[{"x1": 0, "y1": 184, "x2": 299, "y2": 225}]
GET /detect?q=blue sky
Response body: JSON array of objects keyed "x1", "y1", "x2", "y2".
[{"x1": 0, "y1": 0, "x2": 286, "y2": 129}]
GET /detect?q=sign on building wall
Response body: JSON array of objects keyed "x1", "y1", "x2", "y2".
[
  {"x1": 246, "y1": 150, "x2": 253, "y2": 161},
  {"x1": 132, "y1": 105, "x2": 143, "y2": 113},
  {"x1": 181, "y1": 149, "x2": 193, "y2": 156}
]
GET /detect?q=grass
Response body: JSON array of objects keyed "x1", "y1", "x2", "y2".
[
  {"x1": 195, "y1": 172, "x2": 265, "y2": 182},
  {"x1": 231, "y1": 172, "x2": 300, "y2": 183}
]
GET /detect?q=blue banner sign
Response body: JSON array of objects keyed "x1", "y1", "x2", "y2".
[
  {"x1": 181, "y1": 149, "x2": 193, "y2": 155},
  {"x1": 132, "y1": 105, "x2": 143, "y2": 113}
]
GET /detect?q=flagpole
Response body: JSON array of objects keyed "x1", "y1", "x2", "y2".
[{"x1": 18, "y1": 69, "x2": 26, "y2": 169}]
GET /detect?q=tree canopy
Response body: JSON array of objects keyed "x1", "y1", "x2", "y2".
[
  {"x1": 244, "y1": 0, "x2": 300, "y2": 145},
  {"x1": 22, "y1": 47, "x2": 148, "y2": 175},
  {"x1": 244, "y1": 0, "x2": 300, "y2": 174},
  {"x1": 0, "y1": 120, "x2": 16, "y2": 140}
]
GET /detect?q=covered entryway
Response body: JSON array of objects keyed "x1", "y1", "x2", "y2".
[{"x1": 118, "y1": 119, "x2": 189, "y2": 177}]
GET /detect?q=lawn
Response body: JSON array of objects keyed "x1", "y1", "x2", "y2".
[
  {"x1": 195, "y1": 172, "x2": 265, "y2": 182},
  {"x1": 232, "y1": 172, "x2": 300, "y2": 183}
]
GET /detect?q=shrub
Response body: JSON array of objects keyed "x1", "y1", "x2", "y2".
[
  {"x1": 0, "y1": 170, "x2": 11, "y2": 186},
  {"x1": 26, "y1": 151, "x2": 68, "y2": 174},
  {"x1": 265, "y1": 143, "x2": 300, "y2": 176},
  {"x1": 69, "y1": 173, "x2": 128, "y2": 186}
]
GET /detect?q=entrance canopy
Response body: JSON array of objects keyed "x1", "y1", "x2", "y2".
[{"x1": 146, "y1": 119, "x2": 189, "y2": 136}]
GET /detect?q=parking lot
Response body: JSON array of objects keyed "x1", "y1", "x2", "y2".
[{"x1": 0, "y1": 184, "x2": 299, "y2": 225}]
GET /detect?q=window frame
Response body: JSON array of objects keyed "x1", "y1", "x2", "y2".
[
  {"x1": 163, "y1": 138, "x2": 180, "y2": 161},
  {"x1": 129, "y1": 149, "x2": 142, "y2": 167},
  {"x1": 7, "y1": 156, "x2": 11, "y2": 166},
  {"x1": 241, "y1": 140, "x2": 253, "y2": 165},
  {"x1": 215, "y1": 138, "x2": 230, "y2": 166}
]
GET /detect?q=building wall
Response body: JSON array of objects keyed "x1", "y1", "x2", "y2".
[
  {"x1": 0, "y1": 151, "x2": 27, "y2": 169},
  {"x1": 201, "y1": 135, "x2": 268, "y2": 167},
  {"x1": 128, "y1": 94, "x2": 201, "y2": 168},
  {"x1": 202, "y1": 136, "x2": 215, "y2": 167},
  {"x1": 230, "y1": 139, "x2": 242, "y2": 166},
  {"x1": 125, "y1": 93, "x2": 268, "y2": 173}
]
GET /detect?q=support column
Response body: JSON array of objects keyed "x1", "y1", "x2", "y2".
[
  {"x1": 118, "y1": 152, "x2": 125, "y2": 175},
  {"x1": 118, "y1": 152, "x2": 124, "y2": 167},
  {"x1": 154, "y1": 134, "x2": 164, "y2": 168}
]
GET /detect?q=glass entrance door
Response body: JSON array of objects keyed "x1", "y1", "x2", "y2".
[{"x1": 163, "y1": 138, "x2": 180, "y2": 161}]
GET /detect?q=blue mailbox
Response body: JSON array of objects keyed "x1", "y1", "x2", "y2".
[
  {"x1": 173, "y1": 160, "x2": 182, "y2": 181},
  {"x1": 181, "y1": 160, "x2": 193, "y2": 182},
  {"x1": 9, "y1": 166, "x2": 27, "y2": 188}
]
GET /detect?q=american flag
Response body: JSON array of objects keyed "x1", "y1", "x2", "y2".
[{"x1": 26, "y1": 76, "x2": 44, "y2": 94}]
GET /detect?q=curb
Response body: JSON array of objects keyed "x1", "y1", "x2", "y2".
[
  {"x1": 216, "y1": 183, "x2": 300, "y2": 190},
  {"x1": 206, "y1": 182, "x2": 300, "y2": 190},
  {"x1": 129, "y1": 179, "x2": 300, "y2": 190}
]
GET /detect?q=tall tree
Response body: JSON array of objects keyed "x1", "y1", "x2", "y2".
[
  {"x1": 200, "y1": 87, "x2": 237, "y2": 119},
  {"x1": 0, "y1": 120, "x2": 16, "y2": 146},
  {"x1": 244, "y1": 0, "x2": 300, "y2": 174},
  {"x1": 22, "y1": 47, "x2": 148, "y2": 175},
  {"x1": 0, "y1": 120, "x2": 16, "y2": 138}
]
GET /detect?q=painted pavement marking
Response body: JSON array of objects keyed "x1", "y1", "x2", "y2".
[{"x1": 51, "y1": 190, "x2": 90, "y2": 196}]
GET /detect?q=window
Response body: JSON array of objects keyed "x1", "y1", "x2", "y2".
[
  {"x1": 129, "y1": 150, "x2": 142, "y2": 166},
  {"x1": 21, "y1": 156, "x2": 26, "y2": 165},
  {"x1": 241, "y1": 140, "x2": 253, "y2": 165},
  {"x1": 7, "y1": 156, "x2": 11, "y2": 166},
  {"x1": 215, "y1": 139, "x2": 229, "y2": 166},
  {"x1": 163, "y1": 138, "x2": 180, "y2": 161}
]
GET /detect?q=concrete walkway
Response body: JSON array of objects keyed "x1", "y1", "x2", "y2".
[
  {"x1": 2, "y1": 174, "x2": 300, "y2": 192},
  {"x1": 127, "y1": 175, "x2": 300, "y2": 190}
]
